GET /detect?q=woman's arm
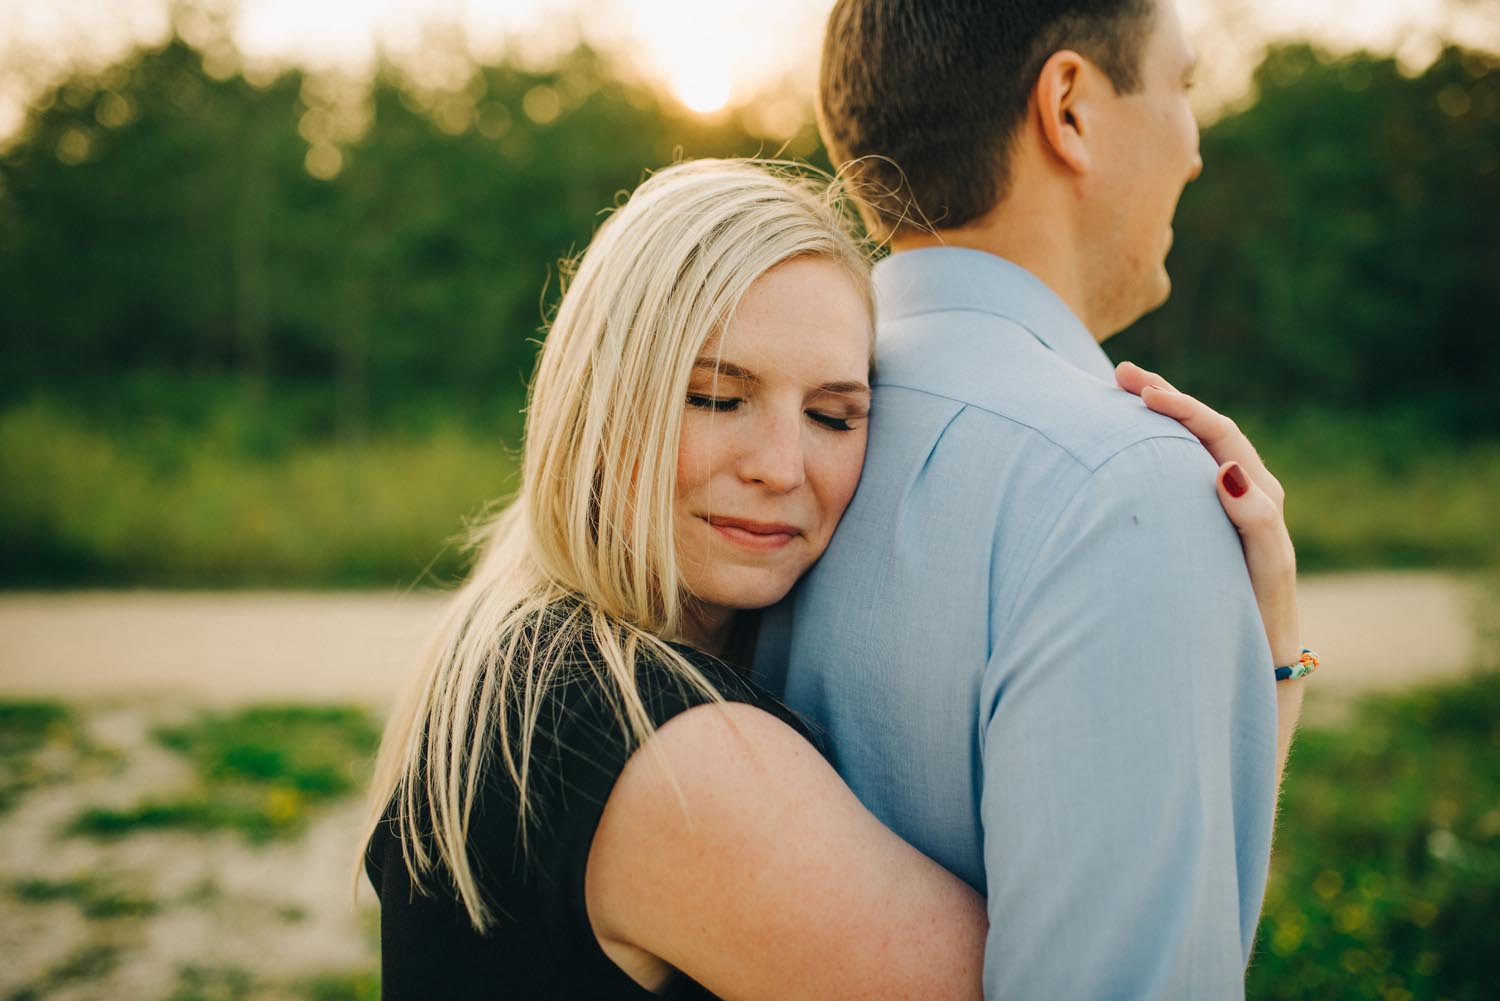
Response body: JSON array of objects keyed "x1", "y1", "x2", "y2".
[
  {"x1": 586, "y1": 701, "x2": 987, "y2": 1001},
  {"x1": 1115, "y1": 361, "x2": 1305, "y2": 791}
]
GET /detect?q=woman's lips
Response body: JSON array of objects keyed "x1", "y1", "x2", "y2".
[{"x1": 704, "y1": 515, "x2": 801, "y2": 551}]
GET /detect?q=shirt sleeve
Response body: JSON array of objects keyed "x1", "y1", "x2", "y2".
[{"x1": 978, "y1": 436, "x2": 1278, "y2": 999}]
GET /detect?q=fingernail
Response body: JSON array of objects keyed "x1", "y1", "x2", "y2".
[{"x1": 1223, "y1": 463, "x2": 1249, "y2": 498}]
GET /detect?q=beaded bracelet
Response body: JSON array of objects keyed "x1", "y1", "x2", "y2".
[{"x1": 1274, "y1": 648, "x2": 1320, "y2": 682}]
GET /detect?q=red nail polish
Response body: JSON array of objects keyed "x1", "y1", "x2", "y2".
[{"x1": 1223, "y1": 463, "x2": 1249, "y2": 498}]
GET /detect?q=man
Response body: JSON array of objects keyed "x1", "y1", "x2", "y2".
[{"x1": 756, "y1": 0, "x2": 1284, "y2": 996}]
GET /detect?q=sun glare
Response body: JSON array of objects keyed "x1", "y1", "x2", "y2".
[
  {"x1": 669, "y1": 61, "x2": 732, "y2": 114},
  {"x1": 8, "y1": 0, "x2": 1486, "y2": 150}
]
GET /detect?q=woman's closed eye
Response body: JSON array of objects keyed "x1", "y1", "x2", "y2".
[
  {"x1": 688, "y1": 393, "x2": 867, "y2": 431},
  {"x1": 687, "y1": 393, "x2": 741, "y2": 413},
  {"x1": 807, "y1": 410, "x2": 863, "y2": 432}
]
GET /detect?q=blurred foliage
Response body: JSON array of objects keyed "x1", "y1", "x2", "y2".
[
  {"x1": 1247, "y1": 669, "x2": 1500, "y2": 1000},
  {"x1": 165, "y1": 964, "x2": 257, "y2": 1001},
  {"x1": 0, "y1": 29, "x2": 1496, "y2": 586},
  {"x1": 0, "y1": 698, "x2": 120, "y2": 813},
  {"x1": 299, "y1": 971, "x2": 381, "y2": 1001},
  {"x1": 69, "y1": 704, "x2": 379, "y2": 842},
  {"x1": 0, "y1": 699, "x2": 73, "y2": 812},
  {"x1": 1127, "y1": 44, "x2": 1500, "y2": 438},
  {"x1": 153, "y1": 705, "x2": 378, "y2": 795},
  {"x1": 0, "y1": 699, "x2": 71, "y2": 757},
  {"x1": 6, "y1": 944, "x2": 122, "y2": 1001},
  {"x1": 10, "y1": 874, "x2": 160, "y2": 918},
  {"x1": 0, "y1": 36, "x2": 825, "y2": 438},
  {"x1": 1247, "y1": 413, "x2": 1500, "y2": 571},
  {"x1": 0, "y1": 398, "x2": 515, "y2": 587}
]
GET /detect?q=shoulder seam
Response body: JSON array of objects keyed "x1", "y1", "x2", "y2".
[
  {"x1": 987, "y1": 434, "x2": 1213, "y2": 654},
  {"x1": 883, "y1": 305, "x2": 1023, "y2": 323},
  {"x1": 884, "y1": 305, "x2": 1056, "y2": 356},
  {"x1": 879, "y1": 384, "x2": 1199, "y2": 475}
]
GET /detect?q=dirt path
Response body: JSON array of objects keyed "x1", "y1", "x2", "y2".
[
  {"x1": 2, "y1": 570, "x2": 1488, "y2": 720},
  {"x1": 0, "y1": 571, "x2": 1491, "y2": 717},
  {"x1": 0, "y1": 590, "x2": 442, "y2": 708}
]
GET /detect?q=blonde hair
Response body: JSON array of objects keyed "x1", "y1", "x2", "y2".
[{"x1": 360, "y1": 159, "x2": 871, "y2": 931}]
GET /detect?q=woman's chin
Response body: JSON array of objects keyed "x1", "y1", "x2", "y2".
[{"x1": 691, "y1": 572, "x2": 803, "y2": 614}]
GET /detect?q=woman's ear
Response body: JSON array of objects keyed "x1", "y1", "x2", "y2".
[{"x1": 1033, "y1": 50, "x2": 1091, "y2": 174}]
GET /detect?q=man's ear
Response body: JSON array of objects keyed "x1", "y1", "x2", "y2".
[{"x1": 1034, "y1": 50, "x2": 1091, "y2": 174}]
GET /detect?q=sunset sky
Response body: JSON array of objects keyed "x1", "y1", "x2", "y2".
[{"x1": 1, "y1": 0, "x2": 1495, "y2": 140}]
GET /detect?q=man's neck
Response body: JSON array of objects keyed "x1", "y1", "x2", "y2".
[{"x1": 889, "y1": 201, "x2": 1114, "y2": 345}]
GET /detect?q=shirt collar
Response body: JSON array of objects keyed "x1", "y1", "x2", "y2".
[{"x1": 872, "y1": 247, "x2": 1116, "y2": 381}]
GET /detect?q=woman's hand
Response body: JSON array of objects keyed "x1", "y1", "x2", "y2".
[{"x1": 1115, "y1": 361, "x2": 1305, "y2": 790}]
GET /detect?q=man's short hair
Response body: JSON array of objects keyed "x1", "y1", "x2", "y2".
[{"x1": 819, "y1": 0, "x2": 1156, "y2": 239}]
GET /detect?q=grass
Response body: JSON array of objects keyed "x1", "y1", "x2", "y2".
[
  {"x1": 6, "y1": 945, "x2": 122, "y2": 1001},
  {"x1": 0, "y1": 701, "x2": 71, "y2": 756},
  {"x1": 0, "y1": 700, "x2": 112, "y2": 814},
  {"x1": 69, "y1": 705, "x2": 381, "y2": 842},
  {"x1": 299, "y1": 971, "x2": 381, "y2": 1001},
  {"x1": 10, "y1": 874, "x2": 159, "y2": 918},
  {"x1": 1249, "y1": 413, "x2": 1500, "y2": 573},
  {"x1": 0, "y1": 399, "x2": 517, "y2": 588},
  {"x1": 157, "y1": 965, "x2": 380, "y2": 1001},
  {"x1": 2, "y1": 400, "x2": 1497, "y2": 588},
  {"x1": 1247, "y1": 669, "x2": 1500, "y2": 1000},
  {"x1": 153, "y1": 706, "x2": 381, "y2": 797},
  {"x1": 164, "y1": 965, "x2": 257, "y2": 1001}
]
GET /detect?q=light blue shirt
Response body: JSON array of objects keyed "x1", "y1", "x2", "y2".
[{"x1": 756, "y1": 248, "x2": 1278, "y2": 999}]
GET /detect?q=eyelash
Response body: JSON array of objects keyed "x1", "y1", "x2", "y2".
[
  {"x1": 687, "y1": 393, "x2": 738, "y2": 413},
  {"x1": 686, "y1": 394, "x2": 860, "y2": 432},
  {"x1": 810, "y1": 412, "x2": 857, "y2": 432}
]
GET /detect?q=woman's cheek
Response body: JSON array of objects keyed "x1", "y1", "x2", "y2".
[{"x1": 822, "y1": 431, "x2": 869, "y2": 520}]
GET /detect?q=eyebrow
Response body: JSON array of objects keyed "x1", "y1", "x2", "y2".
[
  {"x1": 694, "y1": 359, "x2": 757, "y2": 382},
  {"x1": 692, "y1": 358, "x2": 871, "y2": 397},
  {"x1": 815, "y1": 380, "x2": 874, "y2": 397}
]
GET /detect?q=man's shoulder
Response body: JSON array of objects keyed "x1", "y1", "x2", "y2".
[{"x1": 873, "y1": 309, "x2": 1197, "y2": 474}]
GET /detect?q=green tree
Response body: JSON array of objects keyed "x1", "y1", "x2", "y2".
[{"x1": 1123, "y1": 44, "x2": 1500, "y2": 437}]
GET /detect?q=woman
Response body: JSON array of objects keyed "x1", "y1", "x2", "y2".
[{"x1": 361, "y1": 159, "x2": 1301, "y2": 999}]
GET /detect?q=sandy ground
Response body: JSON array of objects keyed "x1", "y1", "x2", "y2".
[
  {"x1": 0, "y1": 573, "x2": 1491, "y2": 998},
  {"x1": 0, "y1": 697, "x2": 378, "y2": 1000},
  {"x1": 0, "y1": 572, "x2": 1492, "y2": 714}
]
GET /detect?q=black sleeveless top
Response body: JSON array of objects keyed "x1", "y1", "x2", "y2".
[{"x1": 365, "y1": 623, "x2": 816, "y2": 1000}]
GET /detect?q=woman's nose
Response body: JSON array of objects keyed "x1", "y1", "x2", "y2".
[{"x1": 737, "y1": 411, "x2": 806, "y2": 492}]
